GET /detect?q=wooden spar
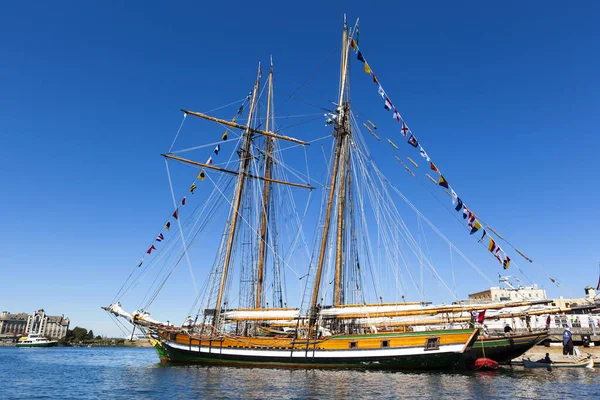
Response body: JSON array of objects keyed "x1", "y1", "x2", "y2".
[
  {"x1": 407, "y1": 157, "x2": 418, "y2": 168},
  {"x1": 334, "y1": 134, "x2": 348, "y2": 305},
  {"x1": 321, "y1": 300, "x2": 556, "y2": 320},
  {"x1": 214, "y1": 64, "x2": 262, "y2": 322},
  {"x1": 328, "y1": 301, "x2": 423, "y2": 307},
  {"x1": 338, "y1": 306, "x2": 566, "y2": 328},
  {"x1": 362, "y1": 122, "x2": 380, "y2": 140},
  {"x1": 515, "y1": 248, "x2": 533, "y2": 263},
  {"x1": 222, "y1": 307, "x2": 297, "y2": 311},
  {"x1": 487, "y1": 225, "x2": 505, "y2": 240},
  {"x1": 256, "y1": 60, "x2": 274, "y2": 309},
  {"x1": 387, "y1": 138, "x2": 399, "y2": 150},
  {"x1": 162, "y1": 153, "x2": 314, "y2": 190},
  {"x1": 309, "y1": 139, "x2": 341, "y2": 321},
  {"x1": 333, "y1": 22, "x2": 352, "y2": 307},
  {"x1": 425, "y1": 174, "x2": 438, "y2": 185},
  {"x1": 221, "y1": 305, "x2": 565, "y2": 325},
  {"x1": 181, "y1": 109, "x2": 309, "y2": 146},
  {"x1": 309, "y1": 22, "x2": 351, "y2": 326},
  {"x1": 395, "y1": 156, "x2": 415, "y2": 177}
]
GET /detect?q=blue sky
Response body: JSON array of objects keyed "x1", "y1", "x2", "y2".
[{"x1": 1, "y1": 1, "x2": 598, "y2": 337}]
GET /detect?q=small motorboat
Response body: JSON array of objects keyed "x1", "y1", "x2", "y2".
[
  {"x1": 523, "y1": 357, "x2": 594, "y2": 369},
  {"x1": 473, "y1": 357, "x2": 499, "y2": 371}
]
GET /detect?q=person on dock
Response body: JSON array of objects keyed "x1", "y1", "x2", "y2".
[{"x1": 563, "y1": 327, "x2": 574, "y2": 355}]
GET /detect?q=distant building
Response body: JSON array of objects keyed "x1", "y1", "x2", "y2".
[
  {"x1": 0, "y1": 312, "x2": 30, "y2": 335},
  {"x1": 548, "y1": 287, "x2": 597, "y2": 310},
  {"x1": 25, "y1": 309, "x2": 70, "y2": 339},
  {"x1": 468, "y1": 284, "x2": 547, "y2": 302},
  {"x1": 0, "y1": 310, "x2": 69, "y2": 340}
]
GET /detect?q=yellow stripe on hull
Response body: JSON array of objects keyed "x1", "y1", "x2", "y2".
[{"x1": 162, "y1": 329, "x2": 477, "y2": 352}]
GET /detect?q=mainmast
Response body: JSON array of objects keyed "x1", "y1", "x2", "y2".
[
  {"x1": 256, "y1": 59, "x2": 275, "y2": 308},
  {"x1": 309, "y1": 18, "x2": 352, "y2": 325},
  {"x1": 214, "y1": 63, "x2": 262, "y2": 323}
]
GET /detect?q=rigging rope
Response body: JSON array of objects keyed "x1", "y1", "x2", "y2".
[
  {"x1": 205, "y1": 171, "x2": 302, "y2": 280},
  {"x1": 164, "y1": 159, "x2": 198, "y2": 295},
  {"x1": 168, "y1": 113, "x2": 187, "y2": 154}
]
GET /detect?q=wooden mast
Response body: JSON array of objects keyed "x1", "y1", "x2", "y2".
[
  {"x1": 214, "y1": 63, "x2": 262, "y2": 324},
  {"x1": 309, "y1": 18, "x2": 351, "y2": 331},
  {"x1": 334, "y1": 123, "x2": 349, "y2": 305},
  {"x1": 333, "y1": 19, "x2": 352, "y2": 305},
  {"x1": 255, "y1": 58, "x2": 274, "y2": 308}
]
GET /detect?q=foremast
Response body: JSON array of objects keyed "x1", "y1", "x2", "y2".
[
  {"x1": 309, "y1": 18, "x2": 352, "y2": 335},
  {"x1": 214, "y1": 63, "x2": 262, "y2": 325},
  {"x1": 165, "y1": 62, "x2": 311, "y2": 332}
]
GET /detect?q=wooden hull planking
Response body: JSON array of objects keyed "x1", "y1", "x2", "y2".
[{"x1": 150, "y1": 329, "x2": 479, "y2": 370}]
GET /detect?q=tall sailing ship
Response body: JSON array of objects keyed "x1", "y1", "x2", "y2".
[{"x1": 105, "y1": 17, "x2": 558, "y2": 369}]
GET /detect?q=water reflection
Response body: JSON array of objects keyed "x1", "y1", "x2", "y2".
[{"x1": 1, "y1": 348, "x2": 599, "y2": 400}]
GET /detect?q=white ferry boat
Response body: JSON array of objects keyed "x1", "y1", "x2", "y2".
[{"x1": 16, "y1": 334, "x2": 58, "y2": 348}]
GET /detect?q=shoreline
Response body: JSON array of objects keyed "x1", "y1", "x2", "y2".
[{"x1": 0, "y1": 339, "x2": 153, "y2": 348}]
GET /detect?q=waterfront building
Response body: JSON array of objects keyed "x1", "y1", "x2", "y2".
[
  {"x1": 1, "y1": 310, "x2": 70, "y2": 340},
  {"x1": 0, "y1": 312, "x2": 29, "y2": 335},
  {"x1": 548, "y1": 287, "x2": 598, "y2": 310},
  {"x1": 468, "y1": 284, "x2": 547, "y2": 302},
  {"x1": 25, "y1": 309, "x2": 70, "y2": 339}
]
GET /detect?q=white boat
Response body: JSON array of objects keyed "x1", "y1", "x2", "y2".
[
  {"x1": 523, "y1": 357, "x2": 594, "y2": 369},
  {"x1": 16, "y1": 334, "x2": 58, "y2": 348}
]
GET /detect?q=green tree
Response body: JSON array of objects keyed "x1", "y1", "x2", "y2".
[
  {"x1": 71, "y1": 326, "x2": 88, "y2": 341},
  {"x1": 86, "y1": 330, "x2": 94, "y2": 340},
  {"x1": 64, "y1": 329, "x2": 75, "y2": 342}
]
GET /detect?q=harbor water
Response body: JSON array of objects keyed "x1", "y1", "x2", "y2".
[{"x1": 1, "y1": 347, "x2": 599, "y2": 399}]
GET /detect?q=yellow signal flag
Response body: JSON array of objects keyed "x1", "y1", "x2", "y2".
[
  {"x1": 364, "y1": 62, "x2": 372, "y2": 75},
  {"x1": 470, "y1": 219, "x2": 482, "y2": 234},
  {"x1": 198, "y1": 169, "x2": 206, "y2": 181},
  {"x1": 488, "y1": 237, "x2": 496, "y2": 252}
]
